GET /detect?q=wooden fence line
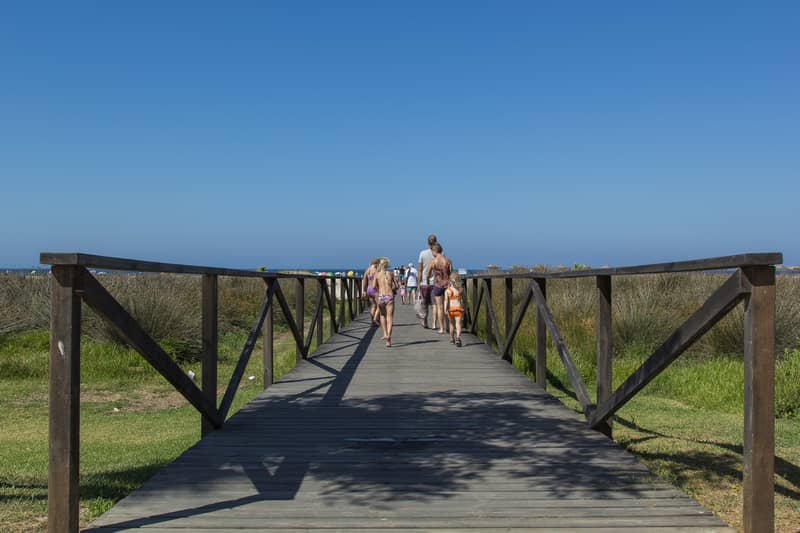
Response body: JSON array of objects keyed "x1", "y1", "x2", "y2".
[
  {"x1": 41, "y1": 253, "x2": 364, "y2": 533},
  {"x1": 463, "y1": 252, "x2": 781, "y2": 533}
]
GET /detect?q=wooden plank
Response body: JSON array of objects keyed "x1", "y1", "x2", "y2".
[
  {"x1": 296, "y1": 278, "x2": 305, "y2": 361},
  {"x1": 218, "y1": 282, "x2": 276, "y2": 420},
  {"x1": 48, "y1": 265, "x2": 82, "y2": 533},
  {"x1": 589, "y1": 271, "x2": 748, "y2": 428},
  {"x1": 741, "y1": 266, "x2": 775, "y2": 533},
  {"x1": 595, "y1": 275, "x2": 612, "y2": 438},
  {"x1": 325, "y1": 278, "x2": 339, "y2": 333},
  {"x1": 316, "y1": 279, "x2": 325, "y2": 348},
  {"x1": 460, "y1": 252, "x2": 783, "y2": 280},
  {"x1": 499, "y1": 283, "x2": 534, "y2": 362},
  {"x1": 469, "y1": 280, "x2": 484, "y2": 335},
  {"x1": 535, "y1": 278, "x2": 547, "y2": 388},
  {"x1": 304, "y1": 284, "x2": 324, "y2": 354},
  {"x1": 273, "y1": 281, "x2": 305, "y2": 357},
  {"x1": 482, "y1": 279, "x2": 500, "y2": 349},
  {"x1": 263, "y1": 280, "x2": 274, "y2": 389},
  {"x1": 201, "y1": 274, "x2": 218, "y2": 437},
  {"x1": 79, "y1": 270, "x2": 222, "y2": 427},
  {"x1": 504, "y1": 277, "x2": 513, "y2": 340},
  {"x1": 531, "y1": 277, "x2": 593, "y2": 412}
]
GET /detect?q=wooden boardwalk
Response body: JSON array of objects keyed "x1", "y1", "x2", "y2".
[{"x1": 86, "y1": 304, "x2": 732, "y2": 532}]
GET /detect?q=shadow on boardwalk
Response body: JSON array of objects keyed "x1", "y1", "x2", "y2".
[{"x1": 86, "y1": 313, "x2": 720, "y2": 531}]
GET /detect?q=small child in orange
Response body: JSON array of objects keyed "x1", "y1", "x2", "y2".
[{"x1": 445, "y1": 272, "x2": 464, "y2": 347}]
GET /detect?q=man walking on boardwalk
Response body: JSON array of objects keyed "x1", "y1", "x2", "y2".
[{"x1": 417, "y1": 234, "x2": 437, "y2": 328}]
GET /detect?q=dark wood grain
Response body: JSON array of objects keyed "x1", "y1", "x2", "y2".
[
  {"x1": 48, "y1": 265, "x2": 82, "y2": 533},
  {"x1": 589, "y1": 271, "x2": 747, "y2": 428},
  {"x1": 741, "y1": 266, "x2": 775, "y2": 533},
  {"x1": 531, "y1": 278, "x2": 593, "y2": 412},
  {"x1": 469, "y1": 281, "x2": 484, "y2": 335},
  {"x1": 201, "y1": 274, "x2": 218, "y2": 437},
  {"x1": 535, "y1": 278, "x2": 547, "y2": 388},
  {"x1": 595, "y1": 275, "x2": 612, "y2": 438},
  {"x1": 296, "y1": 278, "x2": 305, "y2": 361},
  {"x1": 461, "y1": 253, "x2": 782, "y2": 280},
  {"x1": 263, "y1": 280, "x2": 275, "y2": 389},
  {"x1": 79, "y1": 270, "x2": 222, "y2": 427},
  {"x1": 219, "y1": 283, "x2": 276, "y2": 420},
  {"x1": 500, "y1": 283, "x2": 534, "y2": 363}
]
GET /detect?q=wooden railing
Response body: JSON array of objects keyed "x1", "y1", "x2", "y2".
[
  {"x1": 463, "y1": 252, "x2": 781, "y2": 533},
  {"x1": 40, "y1": 253, "x2": 365, "y2": 533}
]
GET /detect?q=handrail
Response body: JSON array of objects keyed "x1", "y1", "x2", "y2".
[
  {"x1": 42, "y1": 252, "x2": 365, "y2": 533},
  {"x1": 463, "y1": 252, "x2": 782, "y2": 279},
  {"x1": 463, "y1": 252, "x2": 780, "y2": 533},
  {"x1": 40, "y1": 252, "x2": 356, "y2": 279}
]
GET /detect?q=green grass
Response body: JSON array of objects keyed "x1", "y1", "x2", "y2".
[{"x1": 0, "y1": 317, "x2": 336, "y2": 532}]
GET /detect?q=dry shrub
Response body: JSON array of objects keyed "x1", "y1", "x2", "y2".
[{"x1": 0, "y1": 274, "x2": 50, "y2": 334}]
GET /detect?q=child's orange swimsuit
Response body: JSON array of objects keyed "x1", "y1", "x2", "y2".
[{"x1": 446, "y1": 287, "x2": 463, "y2": 318}]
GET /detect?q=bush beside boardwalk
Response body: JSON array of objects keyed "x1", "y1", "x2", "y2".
[
  {"x1": 0, "y1": 271, "x2": 799, "y2": 530},
  {"x1": 471, "y1": 271, "x2": 800, "y2": 531}
]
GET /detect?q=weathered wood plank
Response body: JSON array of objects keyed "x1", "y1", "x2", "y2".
[
  {"x1": 218, "y1": 282, "x2": 276, "y2": 420},
  {"x1": 201, "y1": 274, "x2": 218, "y2": 437},
  {"x1": 531, "y1": 278, "x2": 593, "y2": 412},
  {"x1": 48, "y1": 265, "x2": 82, "y2": 533},
  {"x1": 741, "y1": 266, "x2": 775, "y2": 533},
  {"x1": 535, "y1": 278, "x2": 547, "y2": 388},
  {"x1": 595, "y1": 275, "x2": 612, "y2": 438},
  {"x1": 589, "y1": 271, "x2": 747, "y2": 428},
  {"x1": 79, "y1": 270, "x2": 221, "y2": 427}
]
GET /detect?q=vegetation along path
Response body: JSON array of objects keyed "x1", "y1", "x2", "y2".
[{"x1": 85, "y1": 304, "x2": 731, "y2": 532}]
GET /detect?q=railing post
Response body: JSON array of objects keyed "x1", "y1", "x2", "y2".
[
  {"x1": 535, "y1": 277, "x2": 547, "y2": 388},
  {"x1": 347, "y1": 278, "x2": 354, "y2": 321},
  {"x1": 484, "y1": 278, "x2": 493, "y2": 349},
  {"x1": 296, "y1": 277, "x2": 305, "y2": 360},
  {"x1": 201, "y1": 274, "x2": 218, "y2": 436},
  {"x1": 471, "y1": 278, "x2": 479, "y2": 328},
  {"x1": 504, "y1": 277, "x2": 513, "y2": 346},
  {"x1": 49, "y1": 265, "x2": 82, "y2": 533},
  {"x1": 317, "y1": 279, "x2": 325, "y2": 347},
  {"x1": 595, "y1": 275, "x2": 612, "y2": 438},
  {"x1": 330, "y1": 277, "x2": 338, "y2": 333},
  {"x1": 338, "y1": 277, "x2": 346, "y2": 327},
  {"x1": 742, "y1": 266, "x2": 775, "y2": 533},
  {"x1": 263, "y1": 279, "x2": 274, "y2": 388}
]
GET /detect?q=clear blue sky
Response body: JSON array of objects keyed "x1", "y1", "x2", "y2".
[{"x1": 1, "y1": 1, "x2": 798, "y2": 269}]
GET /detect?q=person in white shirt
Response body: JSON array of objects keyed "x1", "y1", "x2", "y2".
[
  {"x1": 417, "y1": 234, "x2": 437, "y2": 328},
  {"x1": 405, "y1": 262, "x2": 418, "y2": 304}
]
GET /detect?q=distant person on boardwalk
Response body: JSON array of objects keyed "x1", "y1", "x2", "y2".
[
  {"x1": 362, "y1": 258, "x2": 380, "y2": 326},
  {"x1": 375, "y1": 258, "x2": 399, "y2": 347},
  {"x1": 405, "y1": 262, "x2": 418, "y2": 304},
  {"x1": 425, "y1": 243, "x2": 453, "y2": 334},
  {"x1": 417, "y1": 234, "x2": 437, "y2": 328},
  {"x1": 398, "y1": 266, "x2": 407, "y2": 304},
  {"x1": 445, "y1": 272, "x2": 464, "y2": 347}
]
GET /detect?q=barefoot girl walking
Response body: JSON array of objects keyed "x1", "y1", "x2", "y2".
[{"x1": 375, "y1": 258, "x2": 399, "y2": 347}]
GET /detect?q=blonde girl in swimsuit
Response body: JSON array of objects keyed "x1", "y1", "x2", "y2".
[
  {"x1": 424, "y1": 243, "x2": 452, "y2": 334},
  {"x1": 375, "y1": 258, "x2": 399, "y2": 347},
  {"x1": 445, "y1": 272, "x2": 464, "y2": 347},
  {"x1": 362, "y1": 258, "x2": 380, "y2": 326}
]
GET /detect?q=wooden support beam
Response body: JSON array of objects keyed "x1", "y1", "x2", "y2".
[
  {"x1": 535, "y1": 278, "x2": 547, "y2": 388},
  {"x1": 201, "y1": 274, "x2": 218, "y2": 437},
  {"x1": 500, "y1": 283, "x2": 534, "y2": 362},
  {"x1": 505, "y1": 277, "x2": 513, "y2": 340},
  {"x1": 263, "y1": 280, "x2": 274, "y2": 389},
  {"x1": 531, "y1": 278, "x2": 593, "y2": 413},
  {"x1": 741, "y1": 266, "x2": 775, "y2": 533},
  {"x1": 338, "y1": 277, "x2": 346, "y2": 328},
  {"x1": 79, "y1": 270, "x2": 221, "y2": 427},
  {"x1": 595, "y1": 275, "x2": 612, "y2": 438},
  {"x1": 325, "y1": 278, "x2": 339, "y2": 333},
  {"x1": 317, "y1": 279, "x2": 325, "y2": 348},
  {"x1": 218, "y1": 282, "x2": 275, "y2": 420},
  {"x1": 483, "y1": 279, "x2": 494, "y2": 349},
  {"x1": 273, "y1": 282, "x2": 305, "y2": 357},
  {"x1": 469, "y1": 281, "x2": 484, "y2": 335},
  {"x1": 48, "y1": 265, "x2": 82, "y2": 533},
  {"x1": 296, "y1": 278, "x2": 305, "y2": 361},
  {"x1": 589, "y1": 271, "x2": 747, "y2": 428},
  {"x1": 304, "y1": 285, "x2": 325, "y2": 354}
]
